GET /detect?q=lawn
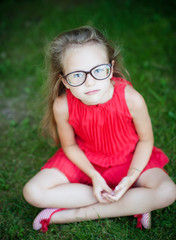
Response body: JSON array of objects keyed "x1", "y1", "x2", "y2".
[{"x1": 0, "y1": 0, "x2": 175, "y2": 239}]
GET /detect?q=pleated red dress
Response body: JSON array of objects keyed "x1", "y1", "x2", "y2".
[{"x1": 42, "y1": 77, "x2": 168, "y2": 188}]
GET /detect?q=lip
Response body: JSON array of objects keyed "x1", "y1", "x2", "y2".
[{"x1": 85, "y1": 90, "x2": 100, "y2": 95}]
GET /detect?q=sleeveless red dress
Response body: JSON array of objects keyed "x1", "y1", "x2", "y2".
[{"x1": 42, "y1": 77, "x2": 168, "y2": 186}]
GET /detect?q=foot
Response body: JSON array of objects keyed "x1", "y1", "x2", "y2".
[
  {"x1": 141, "y1": 212, "x2": 151, "y2": 229},
  {"x1": 33, "y1": 208, "x2": 66, "y2": 232},
  {"x1": 134, "y1": 212, "x2": 151, "y2": 229}
]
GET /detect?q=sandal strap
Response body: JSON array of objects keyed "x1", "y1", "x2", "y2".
[{"x1": 134, "y1": 214, "x2": 143, "y2": 229}]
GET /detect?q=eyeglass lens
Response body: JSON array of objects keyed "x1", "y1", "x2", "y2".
[{"x1": 66, "y1": 64, "x2": 111, "y2": 86}]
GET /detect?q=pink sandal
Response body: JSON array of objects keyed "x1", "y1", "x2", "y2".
[
  {"x1": 33, "y1": 208, "x2": 66, "y2": 232},
  {"x1": 134, "y1": 212, "x2": 151, "y2": 229}
]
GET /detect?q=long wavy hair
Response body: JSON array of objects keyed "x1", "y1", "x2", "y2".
[{"x1": 41, "y1": 26, "x2": 128, "y2": 145}]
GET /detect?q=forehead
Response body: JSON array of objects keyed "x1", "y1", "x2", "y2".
[{"x1": 63, "y1": 43, "x2": 108, "y2": 73}]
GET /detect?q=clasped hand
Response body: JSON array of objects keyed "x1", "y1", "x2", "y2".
[{"x1": 92, "y1": 173, "x2": 133, "y2": 203}]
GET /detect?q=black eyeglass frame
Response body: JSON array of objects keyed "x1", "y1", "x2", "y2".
[{"x1": 62, "y1": 63, "x2": 112, "y2": 87}]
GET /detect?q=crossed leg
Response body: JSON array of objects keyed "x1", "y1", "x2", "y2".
[
  {"x1": 23, "y1": 168, "x2": 98, "y2": 209},
  {"x1": 23, "y1": 168, "x2": 176, "y2": 226}
]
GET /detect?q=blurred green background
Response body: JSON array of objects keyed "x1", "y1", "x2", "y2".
[{"x1": 0, "y1": 0, "x2": 175, "y2": 239}]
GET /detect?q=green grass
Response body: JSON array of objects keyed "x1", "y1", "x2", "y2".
[{"x1": 0, "y1": 0, "x2": 176, "y2": 239}]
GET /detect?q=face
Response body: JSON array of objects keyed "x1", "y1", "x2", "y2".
[{"x1": 62, "y1": 43, "x2": 114, "y2": 105}]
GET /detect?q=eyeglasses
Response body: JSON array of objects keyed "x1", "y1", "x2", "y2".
[{"x1": 63, "y1": 63, "x2": 112, "y2": 87}]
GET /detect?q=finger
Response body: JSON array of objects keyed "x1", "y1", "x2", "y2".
[
  {"x1": 99, "y1": 195, "x2": 111, "y2": 204},
  {"x1": 106, "y1": 194, "x2": 121, "y2": 202},
  {"x1": 94, "y1": 189, "x2": 109, "y2": 203},
  {"x1": 114, "y1": 185, "x2": 123, "y2": 195},
  {"x1": 115, "y1": 187, "x2": 127, "y2": 200},
  {"x1": 115, "y1": 185, "x2": 120, "y2": 192},
  {"x1": 107, "y1": 187, "x2": 127, "y2": 202},
  {"x1": 104, "y1": 185, "x2": 112, "y2": 194},
  {"x1": 101, "y1": 192, "x2": 113, "y2": 201},
  {"x1": 103, "y1": 194, "x2": 117, "y2": 202},
  {"x1": 94, "y1": 189, "x2": 102, "y2": 202},
  {"x1": 114, "y1": 177, "x2": 129, "y2": 193},
  {"x1": 102, "y1": 192, "x2": 118, "y2": 203},
  {"x1": 100, "y1": 191, "x2": 115, "y2": 203}
]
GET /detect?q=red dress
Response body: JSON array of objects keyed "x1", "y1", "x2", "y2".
[{"x1": 42, "y1": 77, "x2": 168, "y2": 188}]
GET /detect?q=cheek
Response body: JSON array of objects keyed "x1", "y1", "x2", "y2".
[{"x1": 70, "y1": 87, "x2": 83, "y2": 98}]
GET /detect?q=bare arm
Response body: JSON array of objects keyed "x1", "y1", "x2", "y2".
[
  {"x1": 105, "y1": 85, "x2": 154, "y2": 201},
  {"x1": 126, "y1": 85, "x2": 154, "y2": 179},
  {"x1": 53, "y1": 94, "x2": 112, "y2": 202},
  {"x1": 53, "y1": 94, "x2": 97, "y2": 178}
]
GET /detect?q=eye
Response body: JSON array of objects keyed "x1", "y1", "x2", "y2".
[
  {"x1": 94, "y1": 67, "x2": 103, "y2": 74},
  {"x1": 73, "y1": 72, "x2": 83, "y2": 78}
]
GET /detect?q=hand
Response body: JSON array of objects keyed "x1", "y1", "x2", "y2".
[
  {"x1": 91, "y1": 172, "x2": 113, "y2": 203},
  {"x1": 103, "y1": 176, "x2": 133, "y2": 202}
]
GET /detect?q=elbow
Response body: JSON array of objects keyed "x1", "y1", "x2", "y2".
[
  {"x1": 147, "y1": 134, "x2": 154, "y2": 149},
  {"x1": 62, "y1": 143, "x2": 78, "y2": 154}
]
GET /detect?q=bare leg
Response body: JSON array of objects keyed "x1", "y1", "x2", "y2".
[
  {"x1": 50, "y1": 168, "x2": 176, "y2": 224},
  {"x1": 23, "y1": 168, "x2": 98, "y2": 208},
  {"x1": 24, "y1": 168, "x2": 176, "y2": 225}
]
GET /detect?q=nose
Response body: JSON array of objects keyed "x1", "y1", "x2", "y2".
[{"x1": 84, "y1": 73, "x2": 96, "y2": 87}]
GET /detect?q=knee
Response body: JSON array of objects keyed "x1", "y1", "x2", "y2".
[
  {"x1": 23, "y1": 181, "x2": 45, "y2": 208},
  {"x1": 157, "y1": 181, "x2": 176, "y2": 208}
]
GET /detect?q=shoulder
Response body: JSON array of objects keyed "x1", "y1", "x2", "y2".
[
  {"x1": 125, "y1": 84, "x2": 148, "y2": 118},
  {"x1": 53, "y1": 93, "x2": 69, "y2": 120}
]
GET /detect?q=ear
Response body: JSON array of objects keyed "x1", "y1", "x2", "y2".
[
  {"x1": 110, "y1": 60, "x2": 115, "y2": 78},
  {"x1": 111, "y1": 60, "x2": 115, "y2": 66},
  {"x1": 60, "y1": 74, "x2": 70, "y2": 89}
]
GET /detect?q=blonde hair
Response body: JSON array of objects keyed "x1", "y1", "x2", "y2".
[{"x1": 41, "y1": 25, "x2": 128, "y2": 145}]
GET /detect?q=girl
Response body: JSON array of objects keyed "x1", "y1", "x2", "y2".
[{"x1": 23, "y1": 26, "x2": 176, "y2": 232}]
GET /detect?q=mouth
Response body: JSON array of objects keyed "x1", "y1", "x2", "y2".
[{"x1": 85, "y1": 90, "x2": 100, "y2": 95}]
